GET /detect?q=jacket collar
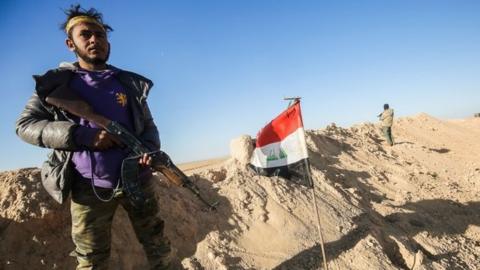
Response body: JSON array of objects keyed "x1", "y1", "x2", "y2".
[
  {"x1": 58, "y1": 61, "x2": 122, "y2": 73},
  {"x1": 34, "y1": 62, "x2": 153, "y2": 102}
]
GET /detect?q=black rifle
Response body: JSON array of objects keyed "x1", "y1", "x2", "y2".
[{"x1": 45, "y1": 85, "x2": 218, "y2": 211}]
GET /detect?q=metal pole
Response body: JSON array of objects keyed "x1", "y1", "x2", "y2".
[
  {"x1": 305, "y1": 160, "x2": 329, "y2": 270},
  {"x1": 284, "y1": 97, "x2": 329, "y2": 269}
]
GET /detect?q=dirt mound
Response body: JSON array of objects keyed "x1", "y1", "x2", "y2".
[
  {"x1": 1, "y1": 113, "x2": 479, "y2": 269},
  {"x1": 0, "y1": 168, "x2": 150, "y2": 269}
]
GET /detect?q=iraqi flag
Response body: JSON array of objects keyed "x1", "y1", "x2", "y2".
[{"x1": 249, "y1": 101, "x2": 312, "y2": 187}]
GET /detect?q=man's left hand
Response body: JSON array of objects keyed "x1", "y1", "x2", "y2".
[{"x1": 138, "y1": 153, "x2": 152, "y2": 167}]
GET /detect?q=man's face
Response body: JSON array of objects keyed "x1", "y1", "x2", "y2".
[{"x1": 66, "y1": 22, "x2": 110, "y2": 65}]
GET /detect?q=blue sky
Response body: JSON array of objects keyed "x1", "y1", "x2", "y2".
[{"x1": 1, "y1": 0, "x2": 479, "y2": 170}]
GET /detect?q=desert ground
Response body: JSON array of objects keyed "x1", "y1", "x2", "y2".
[{"x1": 1, "y1": 113, "x2": 479, "y2": 269}]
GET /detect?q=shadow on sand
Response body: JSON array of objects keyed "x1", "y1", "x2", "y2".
[
  {"x1": 428, "y1": 148, "x2": 450, "y2": 154},
  {"x1": 274, "y1": 199, "x2": 480, "y2": 270},
  {"x1": 394, "y1": 141, "x2": 414, "y2": 146}
]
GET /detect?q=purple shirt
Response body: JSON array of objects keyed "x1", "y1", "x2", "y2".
[{"x1": 70, "y1": 68, "x2": 135, "y2": 188}]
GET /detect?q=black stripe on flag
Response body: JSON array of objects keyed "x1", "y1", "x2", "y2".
[{"x1": 248, "y1": 158, "x2": 313, "y2": 188}]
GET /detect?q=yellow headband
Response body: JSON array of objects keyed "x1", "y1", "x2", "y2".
[{"x1": 65, "y1": 16, "x2": 105, "y2": 34}]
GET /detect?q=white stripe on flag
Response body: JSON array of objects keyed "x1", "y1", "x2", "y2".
[{"x1": 250, "y1": 127, "x2": 308, "y2": 168}]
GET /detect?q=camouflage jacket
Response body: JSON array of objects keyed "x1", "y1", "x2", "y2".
[
  {"x1": 15, "y1": 62, "x2": 160, "y2": 204},
  {"x1": 380, "y1": 108, "x2": 394, "y2": 127}
]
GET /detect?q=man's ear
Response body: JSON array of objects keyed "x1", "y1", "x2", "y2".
[{"x1": 65, "y1": 38, "x2": 75, "y2": 52}]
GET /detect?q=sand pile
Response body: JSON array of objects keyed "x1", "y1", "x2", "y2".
[{"x1": 1, "y1": 114, "x2": 479, "y2": 270}]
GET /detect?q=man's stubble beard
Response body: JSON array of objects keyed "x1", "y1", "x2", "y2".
[{"x1": 73, "y1": 41, "x2": 110, "y2": 66}]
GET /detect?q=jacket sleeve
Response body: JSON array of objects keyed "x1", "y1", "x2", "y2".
[
  {"x1": 139, "y1": 101, "x2": 161, "y2": 151},
  {"x1": 16, "y1": 93, "x2": 80, "y2": 150}
]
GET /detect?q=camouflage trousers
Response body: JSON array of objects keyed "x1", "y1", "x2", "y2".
[
  {"x1": 70, "y1": 177, "x2": 172, "y2": 270},
  {"x1": 382, "y1": 126, "x2": 394, "y2": 146}
]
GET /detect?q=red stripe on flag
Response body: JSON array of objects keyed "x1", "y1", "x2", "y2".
[{"x1": 256, "y1": 102, "x2": 304, "y2": 147}]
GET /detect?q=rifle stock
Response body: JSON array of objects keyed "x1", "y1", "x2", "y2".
[
  {"x1": 45, "y1": 85, "x2": 218, "y2": 210},
  {"x1": 46, "y1": 86, "x2": 111, "y2": 129}
]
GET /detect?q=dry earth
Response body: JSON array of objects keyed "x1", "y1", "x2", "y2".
[{"x1": 1, "y1": 113, "x2": 479, "y2": 269}]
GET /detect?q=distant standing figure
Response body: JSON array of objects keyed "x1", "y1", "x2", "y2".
[{"x1": 378, "y1": 104, "x2": 394, "y2": 146}]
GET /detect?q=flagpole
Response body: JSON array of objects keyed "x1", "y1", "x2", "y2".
[
  {"x1": 285, "y1": 97, "x2": 329, "y2": 270},
  {"x1": 305, "y1": 160, "x2": 329, "y2": 270}
]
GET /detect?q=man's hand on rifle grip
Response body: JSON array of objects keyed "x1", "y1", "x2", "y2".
[{"x1": 138, "y1": 153, "x2": 152, "y2": 167}]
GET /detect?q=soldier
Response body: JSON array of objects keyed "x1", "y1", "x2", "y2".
[
  {"x1": 378, "y1": 104, "x2": 394, "y2": 146},
  {"x1": 16, "y1": 5, "x2": 173, "y2": 269}
]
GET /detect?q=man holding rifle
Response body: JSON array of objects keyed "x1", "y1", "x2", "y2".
[{"x1": 16, "y1": 5, "x2": 173, "y2": 269}]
